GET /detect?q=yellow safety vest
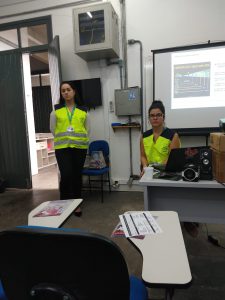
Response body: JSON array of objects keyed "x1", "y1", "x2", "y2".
[
  {"x1": 143, "y1": 128, "x2": 175, "y2": 164},
  {"x1": 54, "y1": 105, "x2": 89, "y2": 149}
]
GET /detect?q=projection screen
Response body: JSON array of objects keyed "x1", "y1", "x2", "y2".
[{"x1": 152, "y1": 42, "x2": 225, "y2": 133}]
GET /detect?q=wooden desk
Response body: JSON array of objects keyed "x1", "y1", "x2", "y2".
[
  {"x1": 139, "y1": 175, "x2": 225, "y2": 224},
  {"x1": 28, "y1": 199, "x2": 83, "y2": 228},
  {"x1": 129, "y1": 211, "x2": 192, "y2": 300}
]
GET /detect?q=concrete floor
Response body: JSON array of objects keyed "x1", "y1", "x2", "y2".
[{"x1": 0, "y1": 166, "x2": 225, "y2": 299}]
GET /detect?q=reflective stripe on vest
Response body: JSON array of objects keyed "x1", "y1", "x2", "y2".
[
  {"x1": 143, "y1": 134, "x2": 171, "y2": 164},
  {"x1": 54, "y1": 139, "x2": 88, "y2": 147},
  {"x1": 54, "y1": 107, "x2": 89, "y2": 149},
  {"x1": 55, "y1": 132, "x2": 87, "y2": 138}
]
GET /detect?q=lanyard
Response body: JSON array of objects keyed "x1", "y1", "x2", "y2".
[{"x1": 65, "y1": 105, "x2": 75, "y2": 124}]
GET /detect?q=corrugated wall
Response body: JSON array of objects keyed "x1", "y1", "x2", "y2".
[{"x1": 0, "y1": 50, "x2": 31, "y2": 188}]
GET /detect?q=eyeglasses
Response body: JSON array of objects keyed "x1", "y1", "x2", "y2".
[{"x1": 149, "y1": 113, "x2": 163, "y2": 119}]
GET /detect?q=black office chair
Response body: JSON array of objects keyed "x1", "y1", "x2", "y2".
[
  {"x1": 82, "y1": 140, "x2": 111, "y2": 203},
  {"x1": 0, "y1": 226, "x2": 148, "y2": 300}
]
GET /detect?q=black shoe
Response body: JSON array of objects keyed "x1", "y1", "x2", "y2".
[
  {"x1": 74, "y1": 210, "x2": 82, "y2": 217},
  {"x1": 184, "y1": 222, "x2": 198, "y2": 238}
]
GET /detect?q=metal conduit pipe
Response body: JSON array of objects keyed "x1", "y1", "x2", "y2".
[
  {"x1": 120, "y1": 0, "x2": 128, "y2": 89},
  {"x1": 107, "y1": 0, "x2": 127, "y2": 90},
  {"x1": 128, "y1": 39, "x2": 144, "y2": 133},
  {"x1": 106, "y1": 59, "x2": 124, "y2": 89},
  {"x1": 120, "y1": 0, "x2": 136, "y2": 184}
]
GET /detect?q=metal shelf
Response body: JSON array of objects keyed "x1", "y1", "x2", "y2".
[{"x1": 112, "y1": 125, "x2": 141, "y2": 130}]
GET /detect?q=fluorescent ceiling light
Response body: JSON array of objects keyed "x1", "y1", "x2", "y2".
[{"x1": 87, "y1": 11, "x2": 93, "y2": 18}]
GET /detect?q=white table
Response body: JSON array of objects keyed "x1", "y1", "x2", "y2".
[
  {"x1": 28, "y1": 199, "x2": 83, "y2": 228},
  {"x1": 139, "y1": 175, "x2": 225, "y2": 224},
  {"x1": 129, "y1": 211, "x2": 192, "y2": 300}
]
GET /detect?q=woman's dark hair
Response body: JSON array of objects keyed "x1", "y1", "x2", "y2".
[
  {"x1": 148, "y1": 100, "x2": 165, "y2": 117},
  {"x1": 59, "y1": 81, "x2": 82, "y2": 106}
]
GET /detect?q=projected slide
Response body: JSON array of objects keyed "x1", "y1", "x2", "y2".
[
  {"x1": 171, "y1": 48, "x2": 225, "y2": 109},
  {"x1": 154, "y1": 44, "x2": 225, "y2": 129},
  {"x1": 174, "y1": 62, "x2": 210, "y2": 98}
]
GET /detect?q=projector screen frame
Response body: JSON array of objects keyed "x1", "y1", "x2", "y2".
[{"x1": 151, "y1": 41, "x2": 225, "y2": 135}]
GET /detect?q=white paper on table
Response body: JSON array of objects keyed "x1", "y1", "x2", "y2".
[{"x1": 119, "y1": 211, "x2": 163, "y2": 238}]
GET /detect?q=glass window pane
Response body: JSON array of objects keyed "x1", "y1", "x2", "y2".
[
  {"x1": 0, "y1": 29, "x2": 18, "y2": 51},
  {"x1": 20, "y1": 24, "x2": 48, "y2": 47},
  {"x1": 30, "y1": 52, "x2": 49, "y2": 73},
  {"x1": 79, "y1": 10, "x2": 105, "y2": 45}
]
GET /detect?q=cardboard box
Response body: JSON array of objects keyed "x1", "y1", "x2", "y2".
[
  {"x1": 212, "y1": 149, "x2": 225, "y2": 183},
  {"x1": 210, "y1": 132, "x2": 225, "y2": 152}
]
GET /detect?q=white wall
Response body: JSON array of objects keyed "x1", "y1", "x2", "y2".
[{"x1": 1, "y1": 0, "x2": 225, "y2": 187}]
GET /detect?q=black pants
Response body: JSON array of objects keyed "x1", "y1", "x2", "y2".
[{"x1": 55, "y1": 148, "x2": 87, "y2": 200}]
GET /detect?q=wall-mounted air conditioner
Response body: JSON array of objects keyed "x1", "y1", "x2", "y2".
[{"x1": 73, "y1": 2, "x2": 120, "y2": 61}]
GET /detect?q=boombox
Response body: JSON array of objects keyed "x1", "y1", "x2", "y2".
[{"x1": 182, "y1": 147, "x2": 213, "y2": 181}]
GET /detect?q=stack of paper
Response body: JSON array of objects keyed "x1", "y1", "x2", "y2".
[{"x1": 119, "y1": 212, "x2": 162, "y2": 238}]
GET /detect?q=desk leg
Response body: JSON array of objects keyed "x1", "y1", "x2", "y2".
[
  {"x1": 144, "y1": 187, "x2": 149, "y2": 210},
  {"x1": 165, "y1": 288, "x2": 174, "y2": 300}
]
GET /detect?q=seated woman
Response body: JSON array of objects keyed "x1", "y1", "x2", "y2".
[
  {"x1": 140, "y1": 100, "x2": 180, "y2": 176},
  {"x1": 140, "y1": 100, "x2": 198, "y2": 237}
]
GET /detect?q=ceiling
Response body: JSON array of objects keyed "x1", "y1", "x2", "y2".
[{"x1": 0, "y1": 0, "x2": 38, "y2": 7}]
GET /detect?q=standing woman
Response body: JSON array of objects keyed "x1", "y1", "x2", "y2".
[
  {"x1": 50, "y1": 81, "x2": 89, "y2": 216},
  {"x1": 140, "y1": 100, "x2": 180, "y2": 175}
]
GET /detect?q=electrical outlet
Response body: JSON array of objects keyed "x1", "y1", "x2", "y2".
[
  {"x1": 109, "y1": 101, "x2": 114, "y2": 112},
  {"x1": 112, "y1": 181, "x2": 119, "y2": 188}
]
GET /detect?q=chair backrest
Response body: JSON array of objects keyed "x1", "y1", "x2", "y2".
[
  {"x1": 0, "y1": 227, "x2": 130, "y2": 300},
  {"x1": 89, "y1": 140, "x2": 109, "y2": 161}
]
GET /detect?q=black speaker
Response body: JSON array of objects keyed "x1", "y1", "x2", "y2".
[
  {"x1": 199, "y1": 148, "x2": 213, "y2": 180},
  {"x1": 182, "y1": 163, "x2": 200, "y2": 182}
]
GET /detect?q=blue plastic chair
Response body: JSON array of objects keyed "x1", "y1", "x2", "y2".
[
  {"x1": 0, "y1": 281, "x2": 6, "y2": 300},
  {"x1": 82, "y1": 140, "x2": 111, "y2": 203},
  {"x1": 0, "y1": 226, "x2": 148, "y2": 300}
]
